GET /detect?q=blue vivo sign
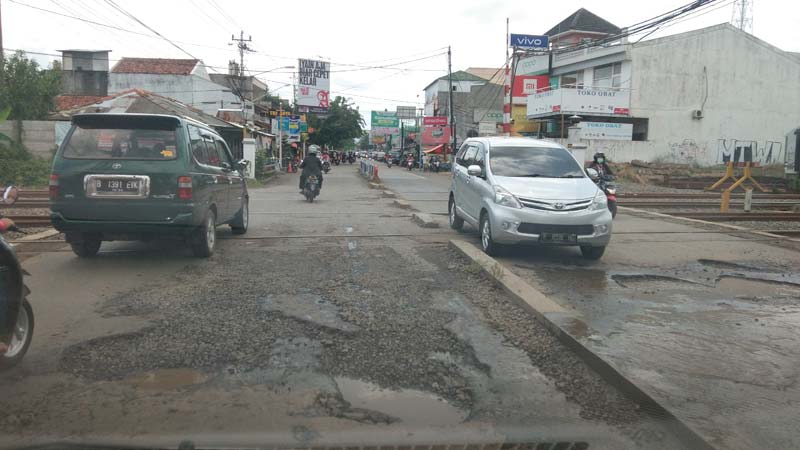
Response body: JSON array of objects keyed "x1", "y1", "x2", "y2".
[{"x1": 510, "y1": 34, "x2": 549, "y2": 49}]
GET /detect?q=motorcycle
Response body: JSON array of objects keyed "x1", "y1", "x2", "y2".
[
  {"x1": 322, "y1": 161, "x2": 331, "y2": 174},
  {"x1": 587, "y1": 169, "x2": 617, "y2": 218},
  {"x1": 406, "y1": 160, "x2": 414, "y2": 171},
  {"x1": 432, "y1": 159, "x2": 441, "y2": 173},
  {"x1": 0, "y1": 186, "x2": 34, "y2": 370},
  {"x1": 386, "y1": 158, "x2": 393, "y2": 168},
  {"x1": 303, "y1": 175, "x2": 320, "y2": 203}
]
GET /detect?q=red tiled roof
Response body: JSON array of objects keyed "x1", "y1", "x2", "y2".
[
  {"x1": 55, "y1": 95, "x2": 107, "y2": 111},
  {"x1": 111, "y1": 58, "x2": 199, "y2": 75}
]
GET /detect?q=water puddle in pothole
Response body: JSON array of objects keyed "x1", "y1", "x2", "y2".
[
  {"x1": 717, "y1": 276, "x2": 800, "y2": 298},
  {"x1": 612, "y1": 274, "x2": 702, "y2": 289},
  {"x1": 125, "y1": 368, "x2": 208, "y2": 390},
  {"x1": 335, "y1": 377, "x2": 467, "y2": 426}
]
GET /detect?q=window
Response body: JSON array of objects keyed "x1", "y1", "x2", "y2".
[
  {"x1": 560, "y1": 71, "x2": 584, "y2": 89},
  {"x1": 213, "y1": 138, "x2": 233, "y2": 167},
  {"x1": 474, "y1": 145, "x2": 486, "y2": 168},
  {"x1": 461, "y1": 145, "x2": 478, "y2": 167},
  {"x1": 594, "y1": 62, "x2": 622, "y2": 89},
  {"x1": 488, "y1": 146, "x2": 585, "y2": 178},
  {"x1": 63, "y1": 127, "x2": 177, "y2": 160},
  {"x1": 455, "y1": 143, "x2": 469, "y2": 165},
  {"x1": 189, "y1": 125, "x2": 211, "y2": 165}
]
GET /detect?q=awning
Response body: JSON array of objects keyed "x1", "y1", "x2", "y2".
[{"x1": 424, "y1": 144, "x2": 445, "y2": 154}]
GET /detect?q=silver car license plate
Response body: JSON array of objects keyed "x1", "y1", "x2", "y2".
[{"x1": 540, "y1": 233, "x2": 578, "y2": 243}]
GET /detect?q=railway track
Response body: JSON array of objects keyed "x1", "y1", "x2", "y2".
[
  {"x1": 618, "y1": 193, "x2": 800, "y2": 200},
  {"x1": 621, "y1": 201, "x2": 800, "y2": 210},
  {"x1": 660, "y1": 212, "x2": 800, "y2": 222},
  {"x1": 3, "y1": 215, "x2": 52, "y2": 226}
]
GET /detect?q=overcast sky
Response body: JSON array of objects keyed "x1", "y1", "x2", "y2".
[{"x1": 4, "y1": 0, "x2": 798, "y2": 127}]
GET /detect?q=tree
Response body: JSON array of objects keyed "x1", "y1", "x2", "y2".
[
  {"x1": 307, "y1": 96, "x2": 364, "y2": 150},
  {"x1": 358, "y1": 134, "x2": 370, "y2": 150},
  {"x1": 0, "y1": 51, "x2": 62, "y2": 123}
]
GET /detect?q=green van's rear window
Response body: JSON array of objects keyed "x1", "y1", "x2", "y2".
[{"x1": 63, "y1": 127, "x2": 178, "y2": 160}]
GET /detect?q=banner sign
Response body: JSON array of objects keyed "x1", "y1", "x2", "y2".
[
  {"x1": 297, "y1": 59, "x2": 330, "y2": 111},
  {"x1": 579, "y1": 122, "x2": 633, "y2": 141},
  {"x1": 516, "y1": 55, "x2": 549, "y2": 76},
  {"x1": 527, "y1": 88, "x2": 631, "y2": 117},
  {"x1": 510, "y1": 34, "x2": 549, "y2": 49},
  {"x1": 371, "y1": 111, "x2": 399, "y2": 128},
  {"x1": 422, "y1": 116, "x2": 451, "y2": 145},
  {"x1": 396, "y1": 106, "x2": 416, "y2": 119},
  {"x1": 472, "y1": 109, "x2": 503, "y2": 123},
  {"x1": 423, "y1": 116, "x2": 448, "y2": 126},
  {"x1": 512, "y1": 75, "x2": 550, "y2": 104},
  {"x1": 478, "y1": 121, "x2": 498, "y2": 136}
]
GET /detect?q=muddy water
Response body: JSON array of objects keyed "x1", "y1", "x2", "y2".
[
  {"x1": 716, "y1": 276, "x2": 800, "y2": 298},
  {"x1": 335, "y1": 377, "x2": 467, "y2": 426},
  {"x1": 125, "y1": 368, "x2": 208, "y2": 390}
]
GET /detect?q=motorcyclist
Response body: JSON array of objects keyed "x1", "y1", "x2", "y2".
[
  {"x1": 588, "y1": 152, "x2": 614, "y2": 178},
  {"x1": 299, "y1": 149, "x2": 324, "y2": 193},
  {"x1": 0, "y1": 216, "x2": 17, "y2": 356}
]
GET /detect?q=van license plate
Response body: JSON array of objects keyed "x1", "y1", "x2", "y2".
[
  {"x1": 96, "y1": 179, "x2": 139, "y2": 193},
  {"x1": 540, "y1": 233, "x2": 577, "y2": 243}
]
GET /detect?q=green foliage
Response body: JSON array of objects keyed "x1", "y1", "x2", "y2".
[
  {"x1": 307, "y1": 96, "x2": 365, "y2": 150},
  {"x1": 0, "y1": 143, "x2": 52, "y2": 187},
  {"x1": 0, "y1": 51, "x2": 62, "y2": 122},
  {"x1": 358, "y1": 134, "x2": 370, "y2": 150}
]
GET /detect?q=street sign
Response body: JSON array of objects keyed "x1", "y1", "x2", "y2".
[{"x1": 510, "y1": 34, "x2": 549, "y2": 49}]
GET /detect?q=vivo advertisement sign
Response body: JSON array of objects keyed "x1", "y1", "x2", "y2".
[{"x1": 510, "y1": 34, "x2": 549, "y2": 49}]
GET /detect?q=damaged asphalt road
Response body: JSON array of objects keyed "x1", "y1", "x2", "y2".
[{"x1": 0, "y1": 169, "x2": 690, "y2": 449}]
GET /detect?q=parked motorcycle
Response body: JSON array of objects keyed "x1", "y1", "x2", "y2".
[
  {"x1": 0, "y1": 186, "x2": 34, "y2": 370},
  {"x1": 322, "y1": 161, "x2": 331, "y2": 174},
  {"x1": 303, "y1": 175, "x2": 320, "y2": 203}
]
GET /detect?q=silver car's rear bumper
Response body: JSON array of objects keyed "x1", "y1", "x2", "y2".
[{"x1": 488, "y1": 203, "x2": 612, "y2": 247}]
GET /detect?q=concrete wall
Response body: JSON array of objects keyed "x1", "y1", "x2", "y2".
[
  {"x1": 626, "y1": 24, "x2": 800, "y2": 166},
  {"x1": 0, "y1": 120, "x2": 68, "y2": 159},
  {"x1": 62, "y1": 70, "x2": 108, "y2": 96}
]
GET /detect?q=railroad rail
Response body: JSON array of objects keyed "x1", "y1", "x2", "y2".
[
  {"x1": 618, "y1": 193, "x2": 800, "y2": 200},
  {"x1": 620, "y1": 201, "x2": 800, "y2": 210},
  {"x1": 2, "y1": 215, "x2": 52, "y2": 226},
  {"x1": 661, "y1": 212, "x2": 800, "y2": 222}
]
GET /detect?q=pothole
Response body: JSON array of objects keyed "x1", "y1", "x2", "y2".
[
  {"x1": 698, "y1": 259, "x2": 772, "y2": 272},
  {"x1": 125, "y1": 368, "x2": 208, "y2": 390},
  {"x1": 334, "y1": 377, "x2": 467, "y2": 426},
  {"x1": 716, "y1": 276, "x2": 800, "y2": 298},
  {"x1": 611, "y1": 274, "x2": 703, "y2": 289}
]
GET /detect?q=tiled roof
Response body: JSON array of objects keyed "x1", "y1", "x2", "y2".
[
  {"x1": 55, "y1": 95, "x2": 107, "y2": 111},
  {"x1": 546, "y1": 8, "x2": 621, "y2": 37},
  {"x1": 111, "y1": 58, "x2": 199, "y2": 75}
]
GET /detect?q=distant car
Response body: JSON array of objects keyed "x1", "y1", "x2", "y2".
[
  {"x1": 50, "y1": 113, "x2": 249, "y2": 258},
  {"x1": 448, "y1": 137, "x2": 612, "y2": 259}
]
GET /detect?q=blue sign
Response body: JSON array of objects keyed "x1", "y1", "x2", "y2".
[{"x1": 510, "y1": 34, "x2": 549, "y2": 49}]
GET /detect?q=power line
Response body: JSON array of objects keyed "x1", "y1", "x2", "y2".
[
  {"x1": 205, "y1": 0, "x2": 241, "y2": 30},
  {"x1": 103, "y1": 0, "x2": 198, "y2": 60}
]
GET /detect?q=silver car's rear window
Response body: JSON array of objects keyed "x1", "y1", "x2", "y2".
[{"x1": 489, "y1": 146, "x2": 585, "y2": 178}]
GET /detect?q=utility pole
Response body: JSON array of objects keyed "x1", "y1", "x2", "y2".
[
  {"x1": 231, "y1": 30, "x2": 253, "y2": 77},
  {"x1": 1, "y1": 0, "x2": 4, "y2": 64},
  {"x1": 447, "y1": 45, "x2": 455, "y2": 157},
  {"x1": 278, "y1": 101, "x2": 283, "y2": 169}
]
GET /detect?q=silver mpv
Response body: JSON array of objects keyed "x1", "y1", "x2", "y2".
[{"x1": 448, "y1": 137, "x2": 612, "y2": 259}]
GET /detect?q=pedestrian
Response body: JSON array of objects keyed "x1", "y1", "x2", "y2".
[{"x1": 419, "y1": 152, "x2": 426, "y2": 172}]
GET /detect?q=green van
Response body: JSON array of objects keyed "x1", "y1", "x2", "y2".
[{"x1": 50, "y1": 113, "x2": 249, "y2": 258}]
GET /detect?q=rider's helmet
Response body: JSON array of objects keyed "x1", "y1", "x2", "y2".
[{"x1": 593, "y1": 152, "x2": 606, "y2": 164}]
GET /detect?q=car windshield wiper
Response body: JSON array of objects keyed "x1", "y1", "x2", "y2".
[
  {"x1": 520, "y1": 174, "x2": 542, "y2": 177},
  {"x1": 557, "y1": 174, "x2": 584, "y2": 178}
]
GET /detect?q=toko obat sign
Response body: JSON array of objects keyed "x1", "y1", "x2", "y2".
[
  {"x1": 509, "y1": 34, "x2": 549, "y2": 49},
  {"x1": 579, "y1": 122, "x2": 633, "y2": 141}
]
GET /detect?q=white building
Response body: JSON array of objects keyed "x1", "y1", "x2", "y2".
[
  {"x1": 108, "y1": 57, "x2": 249, "y2": 118},
  {"x1": 527, "y1": 22, "x2": 800, "y2": 168}
]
